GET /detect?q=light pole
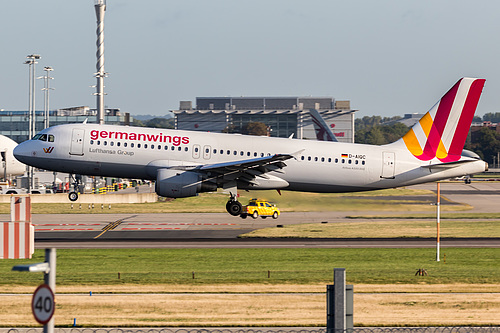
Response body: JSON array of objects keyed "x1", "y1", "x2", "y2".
[
  {"x1": 24, "y1": 54, "x2": 41, "y2": 193},
  {"x1": 95, "y1": 0, "x2": 107, "y2": 125},
  {"x1": 39, "y1": 66, "x2": 54, "y2": 129}
]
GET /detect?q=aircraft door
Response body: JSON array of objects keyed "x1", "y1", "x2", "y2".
[
  {"x1": 381, "y1": 152, "x2": 395, "y2": 179},
  {"x1": 69, "y1": 129, "x2": 85, "y2": 156},
  {"x1": 192, "y1": 144, "x2": 201, "y2": 159},
  {"x1": 203, "y1": 145, "x2": 211, "y2": 160}
]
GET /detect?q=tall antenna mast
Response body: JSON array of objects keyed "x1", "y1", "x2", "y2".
[{"x1": 94, "y1": 0, "x2": 106, "y2": 125}]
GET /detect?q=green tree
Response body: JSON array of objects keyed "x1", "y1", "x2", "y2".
[
  {"x1": 482, "y1": 112, "x2": 500, "y2": 123},
  {"x1": 465, "y1": 127, "x2": 500, "y2": 164},
  {"x1": 145, "y1": 118, "x2": 174, "y2": 129},
  {"x1": 132, "y1": 118, "x2": 145, "y2": 127},
  {"x1": 242, "y1": 122, "x2": 269, "y2": 136}
]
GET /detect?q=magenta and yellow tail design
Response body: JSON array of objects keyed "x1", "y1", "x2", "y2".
[{"x1": 400, "y1": 78, "x2": 485, "y2": 162}]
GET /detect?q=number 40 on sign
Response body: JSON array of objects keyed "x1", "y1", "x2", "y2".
[{"x1": 31, "y1": 284, "x2": 55, "y2": 324}]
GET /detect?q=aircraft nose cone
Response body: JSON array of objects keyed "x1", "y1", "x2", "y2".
[{"x1": 13, "y1": 142, "x2": 33, "y2": 164}]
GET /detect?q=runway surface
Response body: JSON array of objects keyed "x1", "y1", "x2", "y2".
[{"x1": 4, "y1": 182, "x2": 499, "y2": 248}]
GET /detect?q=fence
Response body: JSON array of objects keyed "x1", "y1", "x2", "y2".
[{"x1": 4, "y1": 328, "x2": 500, "y2": 333}]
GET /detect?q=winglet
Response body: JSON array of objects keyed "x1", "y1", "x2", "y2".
[{"x1": 397, "y1": 78, "x2": 485, "y2": 162}]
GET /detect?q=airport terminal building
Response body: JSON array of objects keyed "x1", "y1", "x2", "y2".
[
  {"x1": 172, "y1": 97, "x2": 356, "y2": 143},
  {"x1": 0, "y1": 106, "x2": 131, "y2": 142}
]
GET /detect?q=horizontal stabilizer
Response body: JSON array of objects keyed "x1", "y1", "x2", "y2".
[{"x1": 420, "y1": 158, "x2": 477, "y2": 169}]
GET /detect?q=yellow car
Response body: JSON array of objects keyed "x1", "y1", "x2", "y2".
[{"x1": 241, "y1": 199, "x2": 280, "y2": 219}]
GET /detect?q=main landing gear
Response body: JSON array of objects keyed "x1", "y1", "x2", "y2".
[
  {"x1": 226, "y1": 192, "x2": 242, "y2": 216},
  {"x1": 68, "y1": 174, "x2": 82, "y2": 202}
]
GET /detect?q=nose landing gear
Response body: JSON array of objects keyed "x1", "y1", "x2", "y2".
[
  {"x1": 226, "y1": 192, "x2": 242, "y2": 216},
  {"x1": 68, "y1": 174, "x2": 82, "y2": 202}
]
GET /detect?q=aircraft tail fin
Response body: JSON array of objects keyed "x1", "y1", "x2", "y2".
[
  {"x1": 396, "y1": 77, "x2": 485, "y2": 162},
  {"x1": 309, "y1": 109, "x2": 338, "y2": 142}
]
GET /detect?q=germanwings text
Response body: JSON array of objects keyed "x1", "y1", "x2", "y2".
[{"x1": 90, "y1": 130, "x2": 189, "y2": 146}]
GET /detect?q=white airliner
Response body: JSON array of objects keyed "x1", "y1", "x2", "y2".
[
  {"x1": 14, "y1": 78, "x2": 488, "y2": 215},
  {"x1": 0, "y1": 135, "x2": 26, "y2": 179}
]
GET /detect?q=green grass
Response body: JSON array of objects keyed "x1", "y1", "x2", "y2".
[
  {"x1": 240, "y1": 220, "x2": 500, "y2": 238},
  {"x1": 0, "y1": 187, "x2": 465, "y2": 214},
  {"x1": 1, "y1": 248, "x2": 498, "y2": 286},
  {"x1": 347, "y1": 213, "x2": 500, "y2": 219}
]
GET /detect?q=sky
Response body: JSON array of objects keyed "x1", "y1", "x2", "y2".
[{"x1": 1, "y1": 0, "x2": 500, "y2": 118}]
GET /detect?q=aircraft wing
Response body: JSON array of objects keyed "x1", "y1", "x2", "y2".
[
  {"x1": 161, "y1": 153, "x2": 294, "y2": 188},
  {"x1": 196, "y1": 154, "x2": 292, "y2": 184}
]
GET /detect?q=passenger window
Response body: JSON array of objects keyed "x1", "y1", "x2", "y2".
[
  {"x1": 233, "y1": 151, "x2": 237, "y2": 155},
  {"x1": 90, "y1": 140, "x2": 94, "y2": 145},
  {"x1": 254, "y1": 152, "x2": 257, "y2": 157},
  {"x1": 110, "y1": 142, "x2": 114, "y2": 146},
  {"x1": 48, "y1": 135, "x2": 55, "y2": 142},
  {"x1": 158, "y1": 145, "x2": 161, "y2": 149},
  {"x1": 247, "y1": 152, "x2": 250, "y2": 156},
  {"x1": 144, "y1": 144, "x2": 148, "y2": 148},
  {"x1": 355, "y1": 160, "x2": 358, "y2": 165},
  {"x1": 240, "y1": 151, "x2": 244, "y2": 156},
  {"x1": 206, "y1": 148, "x2": 210, "y2": 153},
  {"x1": 131, "y1": 143, "x2": 134, "y2": 148},
  {"x1": 171, "y1": 146, "x2": 175, "y2": 151},
  {"x1": 178, "y1": 147, "x2": 182, "y2": 151},
  {"x1": 185, "y1": 147, "x2": 188, "y2": 152},
  {"x1": 314, "y1": 157, "x2": 318, "y2": 162},
  {"x1": 195, "y1": 147, "x2": 199, "y2": 152},
  {"x1": 342, "y1": 159, "x2": 345, "y2": 163},
  {"x1": 335, "y1": 158, "x2": 338, "y2": 163},
  {"x1": 165, "y1": 146, "x2": 168, "y2": 150},
  {"x1": 321, "y1": 157, "x2": 325, "y2": 162},
  {"x1": 117, "y1": 142, "x2": 121, "y2": 147},
  {"x1": 124, "y1": 142, "x2": 128, "y2": 147},
  {"x1": 362, "y1": 161, "x2": 365, "y2": 165},
  {"x1": 138, "y1": 143, "x2": 141, "y2": 148},
  {"x1": 348, "y1": 160, "x2": 352, "y2": 164},
  {"x1": 213, "y1": 149, "x2": 217, "y2": 154},
  {"x1": 97, "y1": 140, "x2": 100, "y2": 145},
  {"x1": 261, "y1": 153, "x2": 264, "y2": 157},
  {"x1": 301, "y1": 156, "x2": 304, "y2": 160},
  {"x1": 103, "y1": 141, "x2": 107, "y2": 146},
  {"x1": 220, "y1": 150, "x2": 224, "y2": 154},
  {"x1": 328, "y1": 158, "x2": 331, "y2": 162},
  {"x1": 308, "y1": 156, "x2": 311, "y2": 161}
]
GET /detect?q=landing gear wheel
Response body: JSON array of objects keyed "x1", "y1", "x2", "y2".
[
  {"x1": 251, "y1": 211, "x2": 259, "y2": 219},
  {"x1": 226, "y1": 200, "x2": 242, "y2": 216},
  {"x1": 272, "y1": 211, "x2": 279, "y2": 219},
  {"x1": 68, "y1": 191, "x2": 79, "y2": 202}
]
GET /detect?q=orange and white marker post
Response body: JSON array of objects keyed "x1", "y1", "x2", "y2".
[
  {"x1": 436, "y1": 182, "x2": 441, "y2": 262},
  {"x1": 0, "y1": 195, "x2": 34, "y2": 259}
]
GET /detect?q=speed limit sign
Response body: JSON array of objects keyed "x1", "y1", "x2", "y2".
[{"x1": 31, "y1": 284, "x2": 55, "y2": 324}]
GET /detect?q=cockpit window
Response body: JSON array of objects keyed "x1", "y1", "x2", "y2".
[
  {"x1": 48, "y1": 135, "x2": 55, "y2": 142},
  {"x1": 32, "y1": 134, "x2": 42, "y2": 140},
  {"x1": 39, "y1": 134, "x2": 48, "y2": 142}
]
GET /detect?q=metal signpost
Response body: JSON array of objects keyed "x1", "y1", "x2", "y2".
[
  {"x1": 436, "y1": 182, "x2": 441, "y2": 262},
  {"x1": 12, "y1": 248, "x2": 56, "y2": 333}
]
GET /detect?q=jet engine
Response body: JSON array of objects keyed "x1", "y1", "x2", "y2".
[{"x1": 155, "y1": 169, "x2": 217, "y2": 198}]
